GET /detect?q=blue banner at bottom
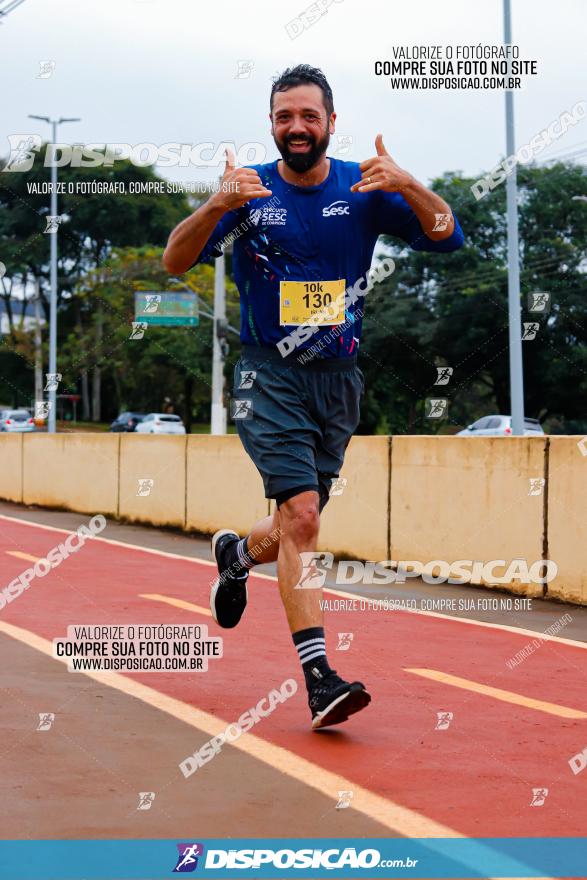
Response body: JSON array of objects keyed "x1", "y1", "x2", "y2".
[{"x1": 0, "y1": 837, "x2": 585, "y2": 879}]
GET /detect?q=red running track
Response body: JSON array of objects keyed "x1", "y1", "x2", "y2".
[{"x1": 0, "y1": 515, "x2": 586, "y2": 839}]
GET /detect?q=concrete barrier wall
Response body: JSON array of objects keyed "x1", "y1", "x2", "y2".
[
  {"x1": 545, "y1": 437, "x2": 587, "y2": 605},
  {"x1": 22, "y1": 434, "x2": 119, "y2": 515},
  {"x1": 1, "y1": 433, "x2": 584, "y2": 604},
  {"x1": 319, "y1": 436, "x2": 389, "y2": 560},
  {"x1": 186, "y1": 436, "x2": 269, "y2": 535},
  {"x1": 0, "y1": 434, "x2": 23, "y2": 503},
  {"x1": 119, "y1": 434, "x2": 186, "y2": 527},
  {"x1": 389, "y1": 436, "x2": 547, "y2": 597}
]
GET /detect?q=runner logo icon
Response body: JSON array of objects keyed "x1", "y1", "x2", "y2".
[{"x1": 173, "y1": 843, "x2": 204, "y2": 872}]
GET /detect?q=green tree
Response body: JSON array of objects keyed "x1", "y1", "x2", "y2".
[
  {"x1": 360, "y1": 161, "x2": 587, "y2": 434},
  {"x1": 60, "y1": 245, "x2": 239, "y2": 429},
  {"x1": 0, "y1": 149, "x2": 192, "y2": 414}
]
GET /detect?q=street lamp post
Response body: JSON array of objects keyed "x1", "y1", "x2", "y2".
[
  {"x1": 28, "y1": 115, "x2": 80, "y2": 433},
  {"x1": 502, "y1": 0, "x2": 525, "y2": 436},
  {"x1": 169, "y1": 274, "x2": 238, "y2": 434}
]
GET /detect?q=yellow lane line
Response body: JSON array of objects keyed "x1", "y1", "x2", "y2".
[
  {"x1": 139, "y1": 593, "x2": 212, "y2": 617},
  {"x1": 406, "y1": 668, "x2": 587, "y2": 719},
  {"x1": 6, "y1": 550, "x2": 40, "y2": 562}
]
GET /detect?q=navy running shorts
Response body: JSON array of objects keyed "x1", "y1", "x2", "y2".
[{"x1": 232, "y1": 345, "x2": 364, "y2": 512}]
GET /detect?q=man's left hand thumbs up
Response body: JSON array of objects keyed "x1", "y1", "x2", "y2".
[{"x1": 350, "y1": 133, "x2": 412, "y2": 193}]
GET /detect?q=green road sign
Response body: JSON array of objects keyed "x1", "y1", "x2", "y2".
[{"x1": 134, "y1": 291, "x2": 199, "y2": 326}]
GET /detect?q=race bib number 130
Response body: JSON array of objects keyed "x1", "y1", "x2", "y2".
[{"x1": 280, "y1": 279, "x2": 346, "y2": 327}]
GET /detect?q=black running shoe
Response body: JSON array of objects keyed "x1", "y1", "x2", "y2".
[
  {"x1": 210, "y1": 529, "x2": 248, "y2": 629},
  {"x1": 308, "y1": 670, "x2": 371, "y2": 730}
]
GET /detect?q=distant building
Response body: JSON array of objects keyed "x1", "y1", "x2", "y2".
[{"x1": 0, "y1": 299, "x2": 45, "y2": 336}]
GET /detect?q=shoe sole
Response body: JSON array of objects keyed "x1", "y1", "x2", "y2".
[
  {"x1": 311, "y1": 684, "x2": 371, "y2": 730},
  {"x1": 210, "y1": 529, "x2": 246, "y2": 627},
  {"x1": 211, "y1": 529, "x2": 239, "y2": 564}
]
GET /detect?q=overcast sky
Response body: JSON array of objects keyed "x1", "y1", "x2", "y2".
[{"x1": 1, "y1": 0, "x2": 586, "y2": 185}]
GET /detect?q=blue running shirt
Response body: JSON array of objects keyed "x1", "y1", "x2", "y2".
[{"x1": 194, "y1": 158, "x2": 464, "y2": 358}]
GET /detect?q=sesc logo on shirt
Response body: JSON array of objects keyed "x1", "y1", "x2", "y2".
[
  {"x1": 322, "y1": 200, "x2": 350, "y2": 218},
  {"x1": 250, "y1": 205, "x2": 287, "y2": 226}
]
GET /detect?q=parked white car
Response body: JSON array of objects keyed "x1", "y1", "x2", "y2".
[
  {"x1": 0, "y1": 409, "x2": 35, "y2": 432},
  {"x1": 135, "y1": 413, "x2": 186, "y2": 435},
  {"x1": 457, "y1": 415, "x2": 544, "y2": 436}
]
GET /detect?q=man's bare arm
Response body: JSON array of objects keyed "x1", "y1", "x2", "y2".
[
  {"x1": 350, "y1": 134, "x2": 455, "y2": 240},
  {"x1": 163, "y1": 198, "x2": 228, "y2": 275},
  {"x1": 162, "y1": 148, "x2": 272, "y2": 275},
  {"x1": 396, "y1": 176, "x2": 454, "y2": 240}
]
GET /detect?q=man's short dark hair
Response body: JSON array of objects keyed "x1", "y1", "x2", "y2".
[{"x1": 270, "y1": 64, "x2": 334, "y2": 117}]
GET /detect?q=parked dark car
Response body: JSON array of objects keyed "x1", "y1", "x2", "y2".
[{"x1": 109, "y1": 412, "x2": 146, "y2": 432}]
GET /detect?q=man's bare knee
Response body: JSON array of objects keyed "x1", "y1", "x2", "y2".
[{"x1": 279, "y1": 493, "x2": 320, "y2": 546}]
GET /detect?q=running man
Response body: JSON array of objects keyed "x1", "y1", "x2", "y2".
[{"x1": 163, "y1": 65, "x2": 464, "y2": 729}]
